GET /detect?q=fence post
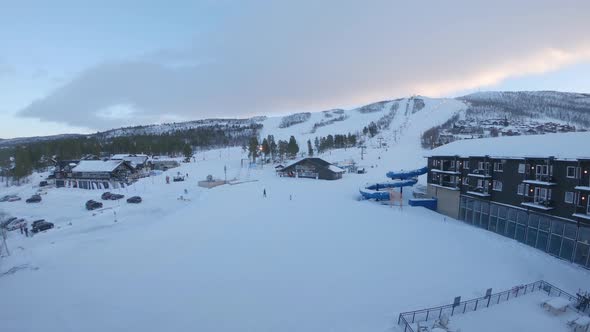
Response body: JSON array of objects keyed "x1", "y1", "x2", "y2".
[
  {"x1": 451, "y1": 305, "x2": 455, "y2": 316},
  {"x1": 507, "y1": 291, "x2": 510, "y2": 300},
  {"x1": 426, "y1": 310, "x2": 429, "y2": 321},
  {"x1": 497, "y1": 294, "x2": 501, "y2": 304},
  {"x1": 463, "y1": 302, "x2": 467, "y2": 314},
  {"x1": 487, "y1": 295, "x2": 491, "y2": 307},
  {"x1": 524, "y1": 284, "x2": 528, "y2": 295},
  {"x1": 475, "y1": 299, "x2": 479, "y2": 311},
  {"x1": 412, "y1": 312, "x2": 415, "y2": 323},
  {"x1": 515, "y1": 287, "x2": 519, "y2": 298},
  {"x1": 398, "y1": 315, "x2": 401, "y2": 324},
  {"x1": 439, "y1": 308, "x2": 443, "y2": 319}
]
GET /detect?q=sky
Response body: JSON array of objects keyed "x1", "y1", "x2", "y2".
[{"x1": 1, "y1": 0, "x2": 590, "y2": 139}]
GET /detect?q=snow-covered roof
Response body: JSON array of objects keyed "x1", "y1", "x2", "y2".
[
  {"x1": 426, "y1": 132, "x2": 590, "y2": 160},
  {"x1": 110, "y1": 154, "x2": 149, "y2": 165},
  {"x1": 72, "y1": 160, "x2": 125, "y2": 173},
  {"x1": 328, "y1": 165, "x2": 345, "y2": 173}
]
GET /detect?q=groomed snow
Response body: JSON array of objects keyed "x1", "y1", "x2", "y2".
[{"x1": 426, "y1": 131, "x2": 590, "y2": 159}]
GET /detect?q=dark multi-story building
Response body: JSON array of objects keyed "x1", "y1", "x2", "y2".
[{"x1": 426, "y1": 137, "x2": 590, "y2": 269}]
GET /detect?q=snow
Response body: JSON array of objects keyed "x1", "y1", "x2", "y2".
[
  {"x1": 71, "y1": 160, "x2": 125, "y2": 172},
  {"x1": 523, "y1": 180, "x2": 557, "y2": 185},
  {"x1": 0, "y1": 128, "x2": 589, "y2": 331},
  {"x1": 426, "y1": 132, "x2": 590, "y2": 159},
  {"x1": 543, "y1": 297, "x2": 571, "y2": 311},
  {"x1": 328, "y1": 165, "x2": 345, "y2": 173},
  {"x1": 445, "y1": 292, "x2": 580, "y2": 332}
]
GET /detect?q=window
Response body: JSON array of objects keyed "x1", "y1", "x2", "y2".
[
  {"x1": 494, "y1": 162, "x2": 504, "y2": 172},
  {"x1": 477, "y1": 179, "x2": 484, "y2": 188},
  {"x1": 566, "y1": 166, "x2": 580, "y2": 179},
  {"x1": 536, "y1": 165, "x2": 549, "y2": 175},
  {"x1": 565, "y1": 191, "x2": 574, "y2": 204},
  {"x1": 493, "y1": 180, "x2": 503, "y2": 191},
  {"x1": 450, "y1": 160, "x2": 455, "y2": 168},
  {"x1": 462, "y1": 177, "x2": 468, "y2": 185},
  {"x1": 478, "y1": 161, "x2": 484, "y2": 170},
  {"x1": 518, "y1": 163, "x2": 525, "y2": 174},
  {"x1": 464, "y1": 161, "x2": 470, "y2": 169},
  {"x1": 517, "y1": 183, "x2": 525, "y2": 195}
]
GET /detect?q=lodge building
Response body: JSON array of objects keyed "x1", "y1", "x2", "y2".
[{"x1": 425, "y1": 133, "x2": 590, "y2": 269}]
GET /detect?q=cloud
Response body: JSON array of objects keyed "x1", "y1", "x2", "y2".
[{"x1": 17, "y1": 0, "x2": 590, "y2": 130}]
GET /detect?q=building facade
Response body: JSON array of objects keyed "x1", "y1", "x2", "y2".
[
  {"x1": 427, "y1": 155, "x2": 590, "y2": 269},
  {"x1": 279, "y1": 158, "x2": 345, "y2": 180}
]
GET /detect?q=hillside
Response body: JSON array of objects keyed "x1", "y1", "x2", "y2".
[{"x1": 1, "y1": 91, "x2": 589, "y2": 151}]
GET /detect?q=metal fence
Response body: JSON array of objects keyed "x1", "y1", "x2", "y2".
[{"x1": 397, "y1": 280, "x2": 585, "y2": 332}]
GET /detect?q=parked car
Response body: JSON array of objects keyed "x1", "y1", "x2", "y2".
[
  {"x1": 101, "y1": 192, "x2": 124, "y2": 200},
  {"x1": 126, "y1": 196, "x2": 142, "y2": 204},
  {"x1": 31, "y1": 219, "x2": 46, "y2": 228},
  {"x1": 31, "y1": 220, "x2": 54, "y2": 233},
  {"x1": 26, "y1": 194, "x2": 42, "y2": 203},
  {"x1": 109, "y1": 193, "x2": 125, "y2": 200},
  {"x1": 1, "y1": 195, "x2": 21, "y2": 202},
  {"x1": 1, "y1": 217, "x2": 18, "y2": 228},
  {"x1": 86, "y1": 200, "x2": 103, "y2": 210},
  {"x1": 173, "y1": 176, "x2": 185, "y2": 182},
  {"x1": 39, "y1": 180, "x2": 48, "y2": 187},
  {"x1": 6, "y1": 218, "x2": 26, "y2": 231}
]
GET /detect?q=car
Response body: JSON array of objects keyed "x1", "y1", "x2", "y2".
[
  {"x1": 31, "y1": 219, "x2": 46, "y2": 228},
  {"x1": 1, "y1": 217, "x2": 18, "y2": 228},
  {"x1": 39, "y1": 181, "x2": 48, "y2": 187},
  {"x1": 109, "y1": 193, "x2": 125, "y2": 200},
  {"x1": 86, "y1": 200, "x2": 103, "y2": 210},
  {"x1": 31, "y1": 220, "x2": 54, "y2": 233},
  {"x1": 101, "y1": 192, "x2": 113, "y2": 200},
  {"x1": 6, "y1": 218, "x2": 26, "y2": 231},
  {"x1": 126, "y1": 196, "x2": 142, "y2": 204},
  {"x1": 173, "y1": 176, "x2": 185, "y2": 182},
  {"x1": 1, "y1": 195, "x2": 21, "y2": 202},
  {"x1": 26, "y1": 194, "x2": 42, "y2": 203}
]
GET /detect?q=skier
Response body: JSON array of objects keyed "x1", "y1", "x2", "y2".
[
  {"x1": 166, "y1": 176, "x2": 170, "y2": 184},
  {"x1": 263, "y1": 189, "x2": 267, "y2": 198},
  {"x1": 24, "y1": 226, "x2": 28, "y2": 237},
  {"x1": 289, "y1": 194, "x2": 292, "y2": 201},
  {"x1": 19, "y1": 224, "x2": 23, "y2": 234}
]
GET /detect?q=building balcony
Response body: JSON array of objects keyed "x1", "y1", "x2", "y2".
[
  {"x1": 575, "y1": 186, "x2": 590, "y2": 191},
  {"x1": 467, "y1": 170, "x2": 491, "y2": 178},
  {"x1": 429, "y1": 181, "x2": 460, "y2": 191},
  {"x1": 466, "y1": 186, "x2": 491, "y2": 197},
  {"x1": 431, "y1": 169, "x2": 461, "y2": 175},
  {"x1": 523, "y1": 174, "x2": 556, "y2": 186},
  {"x1": 521, "y1": 196, "x2": 554, "y2": 210}
]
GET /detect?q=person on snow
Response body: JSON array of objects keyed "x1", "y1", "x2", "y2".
[
  {"x1": 24, "y1": 226, "x2": 29, "y2": 237},
  {"x1": 19, "y1": 224, "x2": 23, "y2": 234},
  {"x1": 263, "y1": 189, "x2": 267, "y2": 198}
]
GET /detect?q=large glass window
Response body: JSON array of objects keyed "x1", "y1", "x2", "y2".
[
  {"x1": 560, "y1": 239, "x2": 575, "y2": 261},
  {"x1": 506, "y1": 222, "x2": 516, "y2": 239},
  {"x1": 508, "y1": 209, "x2": 517, "y2": 222},
  {"x1": 526, "y1": 228, "x2": 538, "y2": 247},
  {"x1": 536, "y1": 231, "x2": 549, "y2": 251},
  {"x1": 551, "y1": 220, "x2": 564, "y2": 237},
  {"x1": 490, "y1": 205, "x2": 498, "y2": 217},
  {"x1": 498, "y1": 206, "x2": 507, "y2": 220},
  {"x1": 516, "y1": 225, "x2": 526, "y2": 243},
  {"x1": 528, "y1": 214, "x2": 539, "y2": 228},
  {"x1": 539, "y1": 217, "x2": 551, "y2": 231},
  {"x1": 489, "y1": 216, "x2": 497, "y2": 233},
  {"x1": 563, "y1": 223, "x2": 577, "y2": 240},
  {"x1": 578, "y1": 225, "x2": 590, "y2": 244},
  {"x1": 574, "y1": 243, "x2": 589, "y2": 266},
  {"x1": 517, "y1": 211, "x2": 528, "y2": 225},
  {"x1": 548, "y1": 234, "x2": 562, "y2": 256},
  {"x1": 497, "y1": 218, "x2": 506, "y2": 235}
]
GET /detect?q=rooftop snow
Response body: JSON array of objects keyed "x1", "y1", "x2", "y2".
[
  {"x1": 72, "y1": 160, "x2": 124, "y2": 173},
  {"x1": 426, "y1": 132, "x2": 590, "y2": 159}
]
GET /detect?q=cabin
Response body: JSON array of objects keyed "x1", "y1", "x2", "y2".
[
  {"x1": 68, "y1": 160, "x2": 135, "y2": 189},
  {"x1": 110, "y1": 154, "x2": 149, "y2": 169},
  {"x1": 148, "y1": 158, "x2": 180, "y2": 171},
  {"x1": 279, "y1": 158, "x2": 345, "y2": 180}
]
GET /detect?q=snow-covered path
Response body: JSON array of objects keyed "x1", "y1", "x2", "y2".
[{"x1": 0, "y1": 147, "x2": 588, "y2": 332}]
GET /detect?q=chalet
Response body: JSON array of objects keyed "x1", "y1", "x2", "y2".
[
  {"x1": 425, "y1": 132, "x2": 590, "y2": 270},
  {"x1": 69, "y1": 160, "x2": 135, "y2": 189},
  {"x1": 147, "y1": 158, "x2": 180, "y2": 171},
  {"x1": 279, "y1": 158, "x2": 345, "y2": 180},
  {"x1": 110, "y1": 154, "x2": 149, "y2": 169}
]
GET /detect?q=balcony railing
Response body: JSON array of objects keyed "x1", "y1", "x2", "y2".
[{"x1": 522, "y1": 195, "x2": 554, "y2": 210}]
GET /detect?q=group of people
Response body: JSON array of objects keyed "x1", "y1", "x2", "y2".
[{"x1": 19, "y1": 224, "x2": 29, "y2": 237}]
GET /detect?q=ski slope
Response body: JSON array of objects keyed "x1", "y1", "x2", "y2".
[{"x1": 0, "y1": 142, "x2": 588, "y2": 332}]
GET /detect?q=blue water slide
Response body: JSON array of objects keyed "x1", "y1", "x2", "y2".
[
  {"x1": 386, "y1": 166, "x2": 429, "y2": 180},
  {"x1": 359, "y1": 166, "x2": 428, "y2": 200}
]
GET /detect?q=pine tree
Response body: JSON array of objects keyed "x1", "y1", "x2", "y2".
[
  {"x1": 182, "y1": 144, "x2": 193, "y2": 159},
  {"x1": 287, "y1": 136, "x2": 299, "y2": 158},
  {"x1": 278, "y1": 140, "x2": 288, "y2": 161},
  {"x1": 261, "y1": 138, "x2": 270, "y2": 159},
  {"x1": 314, "y1": 137, "x2": 320, "y2": 154},
  {"x1": 307, "y1": 139, "x2": 314, "y2": 157},
  {"x1": 248, "y1": 136, "x2": 259, "y2": 162}
]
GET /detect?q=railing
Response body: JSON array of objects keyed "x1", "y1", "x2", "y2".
[{"x1": 396, "y1": 280, "x2": 585, "y2": 332}]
